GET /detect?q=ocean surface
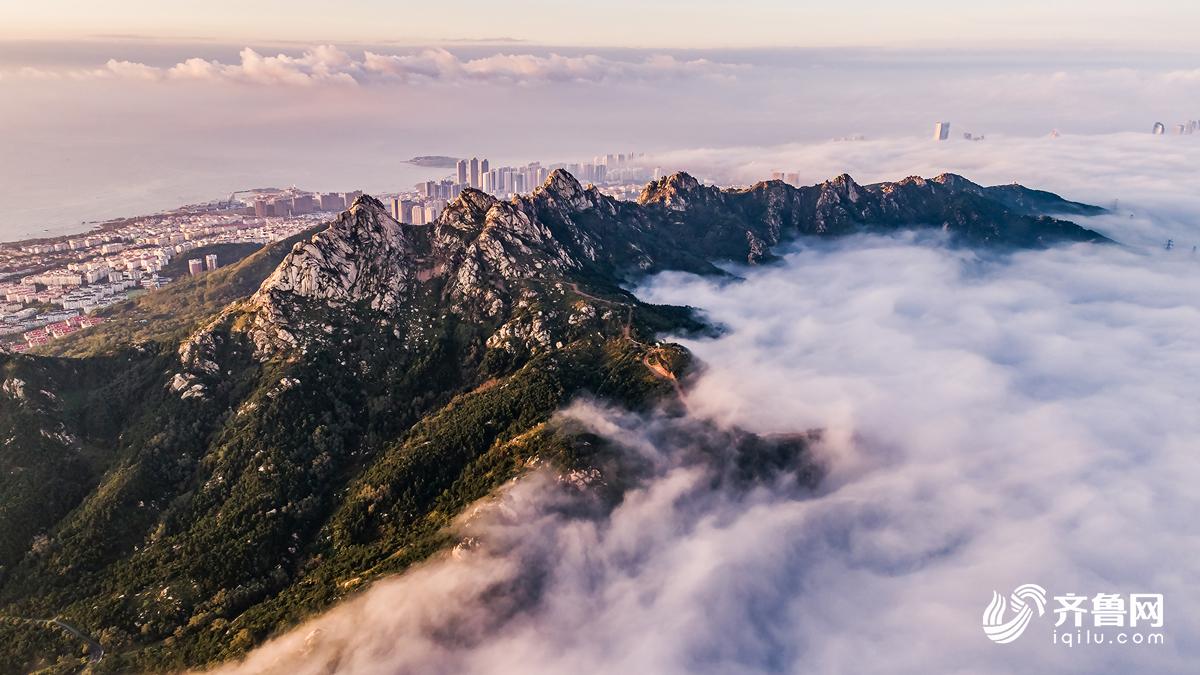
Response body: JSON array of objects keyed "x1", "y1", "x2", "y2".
[{"x1": 0, "y1": 149, "x2": 449, "y2": 243}]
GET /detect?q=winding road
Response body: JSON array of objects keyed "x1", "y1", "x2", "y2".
[{"x1": 0, "y1": 614, "x2": 104, "y2": 664}]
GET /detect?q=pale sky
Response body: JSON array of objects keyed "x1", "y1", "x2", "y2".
[
  {"x1": 2, "y1": 1, "x2": 1198, "y2": 239},
  {"x1": 2, "y1": 0, "x2": 1199, "y2": 49}
]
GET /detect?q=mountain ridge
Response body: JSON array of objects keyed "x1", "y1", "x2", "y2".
[
  {"x1": 186, "y1": 168, "x2": 1107, "y2": 364},
  {"x1": 0, "y1": 169, "x2": 1110, "y2": 673}
]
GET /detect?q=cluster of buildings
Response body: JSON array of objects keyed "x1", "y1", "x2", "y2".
[
  {"x1": 933, "y1": 122, "x2": 985, "y2": 141},
  {"x1": 1152, "y1": 120, "x2": 1200, "y2": 135},
  {"x1": 389, "y1": 152, "x2": 657, "y2": 225},
  {"x1": 0, "y1": 155, "x2": 675, "y2": 351},
  {"x1": 0, "y1": 189, "x2": 342, "y2": 352},
  {"x1": 253, "y1": 190, "x2": 363, "y2": 218},
  {"x1": 187, "y1": 254, "x2": 220, "y2": 276},
  {"x1": 769, "y1": 171, "x2": 802, "y2": 186},
  {"x1": 8, "y1": 314, "x2": 106, "y2": 351}
]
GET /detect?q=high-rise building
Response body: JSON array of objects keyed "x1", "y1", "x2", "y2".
[
  {"x1": 480, "y1": 158, "x2": 489, "y2": 177},
  {"x1": 456, "y1": 159, "x2": 469, "y2": 185},
  {"x1": 481, "y1": 172, "x2": 493, "y2": 194},
  {"x1": 410, "y1": 205, "x2": 426, "y2": 225},
  {"x1": 1152, "y1": 122, "x2": 1166, "y2": 135},
  {"x1": 291, "y1": 194, "x2": 315, "y2": 215},
  {"x1": 319, "y1": 193, "x2": 345, "y2": 211},
  {"x1": 934, "y1": 122, "x2": 951, "y2": 141},
  {"x1": 469, "y1": 157, "x2": 480, "y2": 188},
  {"x1": 785, "y1": 172, "x2": 800, "y2": 186},
  {"x1": 424, "y1": 200, "x2": 447, "y2": 223},
  {"x1": 771, "y1": 171, "x2": 786, "y2": 181},
  {"x1": 204, "y1": 254, "x2": 219, "y2": 271},
  {"x1": 344, "y1": 190, "x2": 363, "y2": 205},
  {"x1": 187, "y1": 259, "x2": 204, "y2": 276},
  {"x1": 392, "y1": 199, "x2": 415, "y2": 223},
  {"x1": 254, "y1": 199, "x2": 269, "y2": 218}
]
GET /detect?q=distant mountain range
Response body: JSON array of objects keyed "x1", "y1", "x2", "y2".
[{"x1": 0, "y1": 170, "x2": 1108, "y2": 672}]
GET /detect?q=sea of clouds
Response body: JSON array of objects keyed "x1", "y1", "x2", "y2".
[{"x1": 209, "y1": 135, "x2": 1199, "y2": 674}]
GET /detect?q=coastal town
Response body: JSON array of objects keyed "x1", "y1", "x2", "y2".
[
  {"x1": 0, "y1": 151, "x2": 659, "y2": 353},
  {"x1": 0, "y1": 187, "x2": 345, "y2": 352}
]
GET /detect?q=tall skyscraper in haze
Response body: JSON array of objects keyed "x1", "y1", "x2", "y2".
[
  {"x1": 480, "y1": 158, "x2": 489, "y2": 178},
  {"x1": 469, "y1": 157, "x2": 480, "y2": 188},
  {"x1": 187, "y1": 259, "x2": 204, "y2": 276},
  {"x1": 319, "y1": 193, "x2": 346, "y2": 211},
  {"x1": 456, "y1": 159, "x2": 468, "y2": 185},
  {"x1": 934, "y1": 122, "x2": 951, "y2": 140},
  {"x1": 391, "y1": 198, "x2": 416, "y2": 223},
  {"x1": 204, "y1": 254, "x2": 218, "y2": 271},
  {"x1": 1152, "y1": 122, "x2": 1166, "y2": 135}
]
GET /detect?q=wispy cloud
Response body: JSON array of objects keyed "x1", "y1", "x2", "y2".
[{"x1": 2, "y1": 45, "x2": 741, "y2": 87}]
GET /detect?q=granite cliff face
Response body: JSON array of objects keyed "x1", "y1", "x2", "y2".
[{"x1": 0, "y1": 169, "x2": 1109, "y2": 673}]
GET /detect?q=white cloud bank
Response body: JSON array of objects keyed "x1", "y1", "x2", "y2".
[
  {"x1": 2, "y1": 45, "x2": 738, "y2": 86},
  {"x1": 207, "y1": 136, "x2": 1198, "y2": 674}
]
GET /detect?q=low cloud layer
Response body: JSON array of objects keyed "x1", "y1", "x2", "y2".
[
  {"x1": 1, "y1": 45, "x2": 738, "y2": 86},
  {"x1": 205, "y1": 139, "x2": 1200, "y2": 674}
]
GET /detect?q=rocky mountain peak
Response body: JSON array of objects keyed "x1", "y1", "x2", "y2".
[
  {"x1": 535, "y1": 169, "x2": 592, "y2": 211},
  {"x1": 349, "y1": 193, "x2": 388, "y2": 213},
  {"x1": 636, "y1": 171, "x2": 708, "y2": 209},
  {"x1": 236, "y1": 194, "x2": 423, "y2": 352},
  {"x1": 931, "y1": 173, "x2": 981, "y2": 190},
  {"x1": 818, "y1": 172, "x2": 864, "y2": 204},
  {"x1": 439, "y1": 188, "x2": 498, "y2": 232}
]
